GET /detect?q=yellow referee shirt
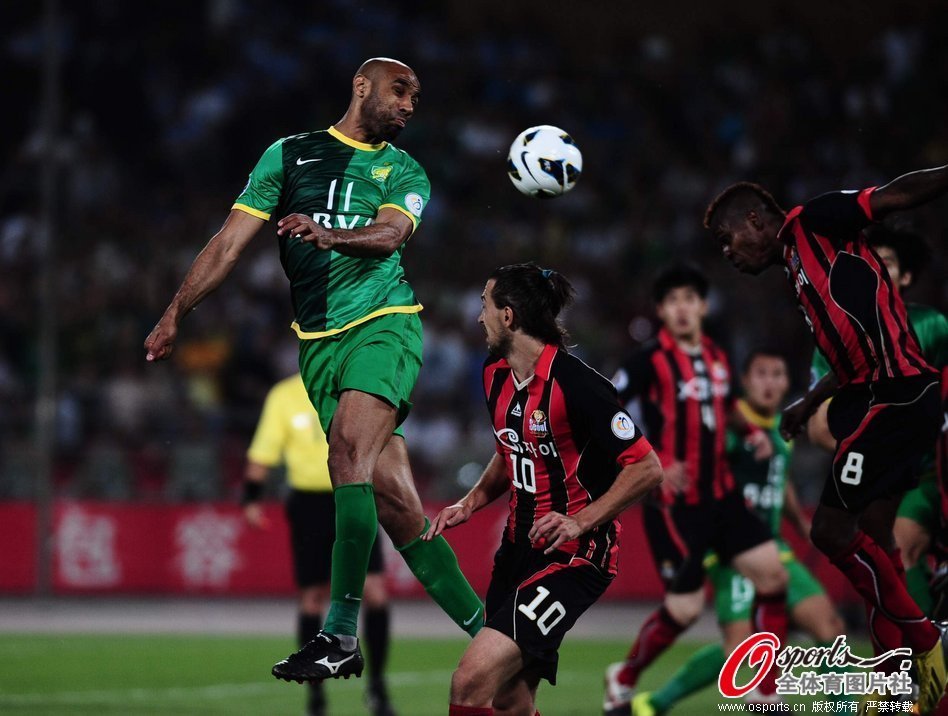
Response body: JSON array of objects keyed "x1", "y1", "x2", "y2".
[{"x1": 247, "y1": 374, "x2": 331, "y2": 492}]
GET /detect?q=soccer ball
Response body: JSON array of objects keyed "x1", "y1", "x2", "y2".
[{"x1": 507, "y1": 125, "x2": 583, "y2": 198}]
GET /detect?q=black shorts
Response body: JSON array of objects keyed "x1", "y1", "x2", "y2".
[
  {"x1": 821, "y1": 376, "x2": 941, "y2": 514},
  {"x1": 484, "y1": 539, "x2": 612, "y2": 685},
  {"x1": 643, "y1": 489, "x2": 773, "y2": 594},
  {"x1": 285, "y1": 489, "x2": 384, "y2": 588}
]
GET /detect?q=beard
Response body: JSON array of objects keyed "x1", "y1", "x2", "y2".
[
  {"x1": 487, "y1": 330, "x2": 513, "y2": 358},
  {"x1": 362, "y1": 94, "x2": 403, "y2": 142}
]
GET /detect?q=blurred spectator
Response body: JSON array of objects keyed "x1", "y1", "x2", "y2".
[{"x1": 0, "y1": 0, "x2": 945, "y2": 502}]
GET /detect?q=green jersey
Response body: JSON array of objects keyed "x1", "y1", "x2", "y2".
[
  {"x1": 726, "y1": 399, "x2": 793, "y2": 536},
  {"x1": 810, "y1": 302, "x2": 948, "y2": 387},
  {"x1": 234, "y1": 126, "x2": 430, "y2": 338}
]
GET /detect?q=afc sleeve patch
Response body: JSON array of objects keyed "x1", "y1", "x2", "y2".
[
  {"x1": 610, "y1": 411, "x2": 638, "y2": 440},
  {"x1": 404, "y1": 192, "x2": 424, "y2": 218}
]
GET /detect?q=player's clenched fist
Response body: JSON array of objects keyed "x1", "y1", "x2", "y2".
[
  {"x1": 424, "y1": 502, "x2": 473, "y2": 541},
  {"x1": 277, "y1": 213, "x2": 334, "y2": 250},
  {"x1": 144, "y1": 318, "x2": 178, "y2": 362}
]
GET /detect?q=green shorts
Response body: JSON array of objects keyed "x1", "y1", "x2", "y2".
[
  {"x1": 298, "y1": 311, "x2": 423, "y2": 436},
  {"x1": 706, "y1": 543, "x2": 825, "y2": 624},
  {"x1": 896, "y1": 474, "x2": 938, "y2": 533}
]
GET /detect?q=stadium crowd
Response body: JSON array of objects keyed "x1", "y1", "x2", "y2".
[{"x1": 1, "y1": 0, "x2": 946, "y2": 503}]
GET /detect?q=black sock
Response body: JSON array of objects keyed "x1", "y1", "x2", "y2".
[
  {"x1": 363, "y1": 606, "x2": 390, "y2": 685},
  {"x1": 299, "y1": 613, "x2": 325, "y2": 712},
  {"x1": 298, "y1": 612, "x2": 323, "y2": 646}
]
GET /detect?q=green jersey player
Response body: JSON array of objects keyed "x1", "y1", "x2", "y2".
[
  {"x1": 145, "y1": 58, "x2": 483, "y2": 685},
  {"x1": 633, "y1": 350, "x2": 844, "y2": 715},
  {"x1": 807, "y1": 228, "x2": 948, "y2": 616}
]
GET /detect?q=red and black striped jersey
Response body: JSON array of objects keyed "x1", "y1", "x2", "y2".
[
  {"x1": 613, "y1": 327, "x2": 735, "y2": 506},
  {"x1": 779, "y1": 188, "x2": 935, "y2": 387},
  {"x1": 483, "y1": 344, "x2": 654, "y2": 576}
]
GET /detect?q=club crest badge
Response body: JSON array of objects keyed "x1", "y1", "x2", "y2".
[
  {"x1": 371, "y1": 164, "x2": 393, "y2": 183},
  {"x1": 528, "y1": 409, "x2": 548, "y2": 437}
]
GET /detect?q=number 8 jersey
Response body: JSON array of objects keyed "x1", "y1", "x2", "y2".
[
  {"x1": 233, "y1": 126, "x2": 430, "y2": 339},
  {"x1": 483, "y1": 344, "x2": 653, "y2": 576}
]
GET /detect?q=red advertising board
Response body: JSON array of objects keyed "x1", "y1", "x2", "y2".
[
  {"x1": 0, "y1": 501, "x2": 853, "y2": 603},
  {"x1": 0, "y1": 503, "x2": 37, "y2": 593}
]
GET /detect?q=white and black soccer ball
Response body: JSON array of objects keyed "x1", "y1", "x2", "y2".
[{"x1": 507, "y1": 125, "x2": 582, "y2": 198}]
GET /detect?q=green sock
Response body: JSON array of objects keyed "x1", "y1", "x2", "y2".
[
  {"x1": 906, "y1": 562, "x2": 934, "y2": 615},
  {"x1": 324, "y1": 483, "x2": 378, "y2": 637},
  {"x1": 397, "y1": 520, "x2": 484, "y2": 636},
  {"x1": 650, "y1": 643, "x2": 725, "y2": 714}
]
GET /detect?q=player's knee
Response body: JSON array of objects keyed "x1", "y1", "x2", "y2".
[
  {"x1": 664, "y1": 593, "x2": 704, "y2": 626},
  {"x1": 327, "y1": 433, "x2": 363, "y2": 477},
  {"x1": 819, "y1": 611, "x2": 846, "y2": 642},
  {"x1": 894, "y1": 520, "x2": 928, "y2": 567},
  {"x1": 810, "y1": 512, "x2": 855, "y2": 558},
  {"x1": 450, "y1": 664, "x2": 491, "y2": 706}
]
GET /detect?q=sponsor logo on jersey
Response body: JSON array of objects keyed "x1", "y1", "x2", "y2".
[
  {"x1": 528, "y1": 409, "x2": 548, "y2": 437},
  {"x1": 611, "y1": 412, "x2": 637, "y2": 439},
  {"x1": 371, "y1": 163, "x2": 393, "y2": 183},
  {"x1": 677, "y1": 376, "x2": 729, "y2": 401},
  {"x1": 404, "y1": 192, "x2": 424, "y2": 217},
  {"x1": 511, "y1": 402, "x2": 523, "y2": 417}
]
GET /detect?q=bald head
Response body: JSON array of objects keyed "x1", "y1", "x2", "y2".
[
  {"x1": 340, "y1": 57, "x2": 420, "y2": 144},
  {"x1": 356, "y1": 57, "x2": 415, "y2": 82}
]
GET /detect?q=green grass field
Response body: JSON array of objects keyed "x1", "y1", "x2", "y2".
[{"x1": 0, "y1": 634, "x2": 872, "y2": 715}]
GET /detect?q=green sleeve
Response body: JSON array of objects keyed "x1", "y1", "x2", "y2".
[
  {"x1": 233, "y1": 139, "x2": 284, "y2": 220},
  {"x1": 908, "y1": 304, "x2": 948, "y2": 370},
  {"x1": 380, "y1": 156, "x2": 430, "y2": 230},
  {"x1": 725, "y1": 428, "x2": 742, "y2": 457},
  {"x1": 809, "y1": 349, "x2": 831, "y2": 389}
]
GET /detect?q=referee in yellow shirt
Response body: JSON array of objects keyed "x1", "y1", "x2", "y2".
[{"x1": 244, "y1": 373, "x2": 395, "y2": 716}]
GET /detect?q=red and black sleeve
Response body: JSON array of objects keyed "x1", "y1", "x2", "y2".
[
  {"x1": 798, "y1": 188, "x2": 877, "y2": 245},
  {"x1": 563, "y1": 360, "x2": 654, "y2": 468}
]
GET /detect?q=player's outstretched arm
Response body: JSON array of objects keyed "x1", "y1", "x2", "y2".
[
  {"x1": 277, "y1": 207, "x2": 414, "y2": 258},
  {"x1": 870, "y1": 164, "x2": 948, "y2": 218},
  {"x1": 529, "y1": 450, "x2": 663, "y2": 555},
  {"x1": 144, "y1": 209, "x2": 265, "y2": 361},
  {"x1": 424, "y1": 454, "x2": 509, "y2": 541}
]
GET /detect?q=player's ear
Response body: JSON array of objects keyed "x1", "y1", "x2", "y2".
[
  {"x1": 899, "y1": 271, "x2": 913, "y2": 289},
  {"x1": 502, "y1": 306, "x2": 515, "y2": 328},
  {"x1": 747, "y1": 209, "x2": 763, "y2": 230},
  {"x1": 353, "y1": 74, "x2": 369, "y2": 99}
]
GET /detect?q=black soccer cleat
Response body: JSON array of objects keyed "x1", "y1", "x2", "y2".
[{"x1": 272, "y1": 631, "x2": 364, "y2": 683}]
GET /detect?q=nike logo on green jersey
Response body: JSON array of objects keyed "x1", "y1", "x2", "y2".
[{"x1": 296, "y1": 157, "x2": 323, "y2": 165}]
